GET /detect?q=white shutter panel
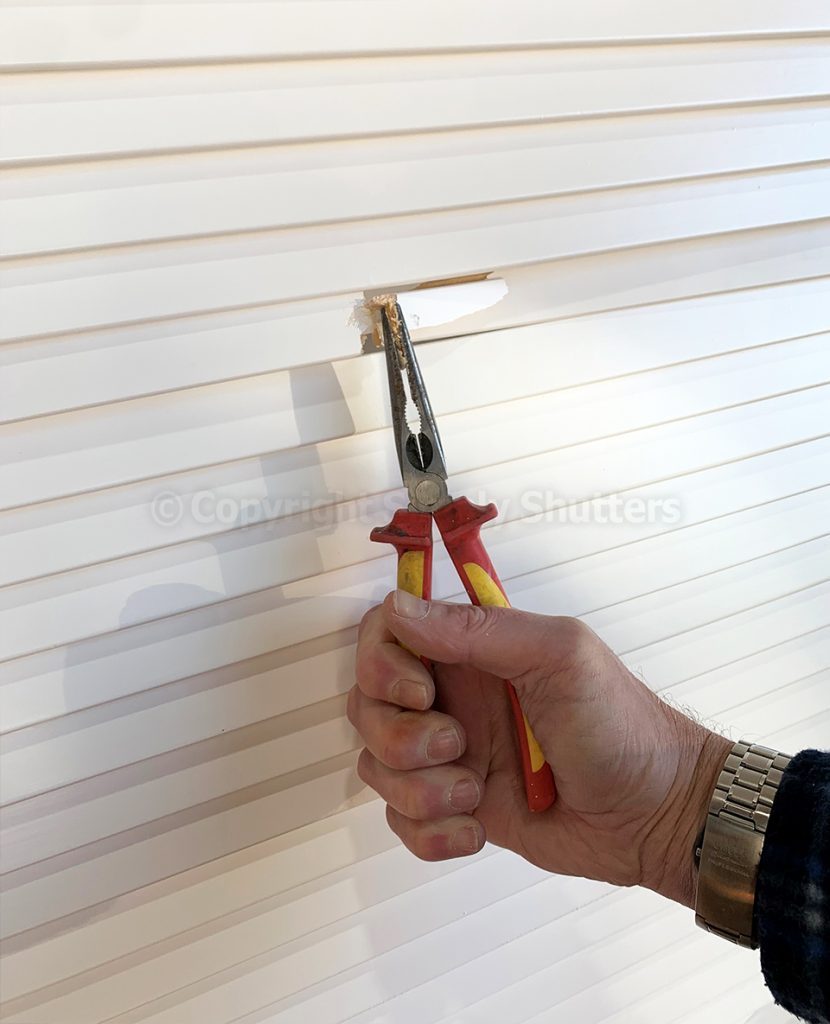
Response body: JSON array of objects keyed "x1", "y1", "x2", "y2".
[{"x1": 1, "y1": 5, "x2": 826, "y2": 1022}]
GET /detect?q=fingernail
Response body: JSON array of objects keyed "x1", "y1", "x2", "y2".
[
  {"x1": 449, "y1": 777, "x2": 481, "y2": 812},
  {"x1": 393, "y1": 679, "x2": 430, "y2": 709},
  {"x1": 427, "y1": 727, "x2": 461, "y2": 761},
  {"x1": 451, "y1": 824, "x2": 483, "y2": 856},
  {"x1": 394, "y1": 589, "x2": 429, "y2": 620}
]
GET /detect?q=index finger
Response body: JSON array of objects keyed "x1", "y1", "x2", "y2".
[{"x1": 356, "y1": 603, "x2": 435, "y2": 710}]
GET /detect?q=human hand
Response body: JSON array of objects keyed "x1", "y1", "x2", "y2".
[{"x1": 348, "y1": 590, "x2": 732, "y2": 908}]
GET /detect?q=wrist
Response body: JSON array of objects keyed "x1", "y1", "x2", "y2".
[{"x1": 642, "y1": 721, "x2": 732, "y2": 908}]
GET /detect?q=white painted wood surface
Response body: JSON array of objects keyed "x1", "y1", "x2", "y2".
[{"x1": 1, "y1": 6, "x2": 828, "y2": 1022}]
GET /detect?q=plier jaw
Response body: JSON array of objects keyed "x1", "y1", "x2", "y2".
[{"x1": 378, "y1": 303, "x2": 452, "y2": 514}]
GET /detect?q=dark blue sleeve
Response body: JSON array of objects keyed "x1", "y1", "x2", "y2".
[{"x1": 756, "y1": 748, "x2": 830, "y2": 1024}]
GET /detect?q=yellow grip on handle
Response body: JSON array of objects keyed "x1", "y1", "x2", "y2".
[
  {"x1": 397, "y1": 550, "x2": 426, "y2": 598},
  {"x1": 462, "y1": 562, "x2": 546, "y2": 773},
  {"x1": 462, "y1": 562, "x2": 509, "y2": 609},
  {"x1": 397, "y1": 550, "x2": 426, "y2": 659},
  {"x1": 519, "y1": 711, "x2": 546, "y2": 773}
]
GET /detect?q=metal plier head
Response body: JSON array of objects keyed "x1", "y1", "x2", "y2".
[{"x1": 378, "y1": 301, "x2": 452, "y2": 514}]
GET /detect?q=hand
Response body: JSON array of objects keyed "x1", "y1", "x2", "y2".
[{"x1": 348, "y1": 590, "x2": 732, "y2": 908}]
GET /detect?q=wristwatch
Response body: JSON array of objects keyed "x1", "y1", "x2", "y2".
[{"x1": 694, "y1": 740, "x2": 791, "y2": 949}]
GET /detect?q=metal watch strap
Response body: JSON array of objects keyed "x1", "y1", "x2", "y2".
[{"x1": 694, "y1": 740, "x2": 792, "y2": 949}]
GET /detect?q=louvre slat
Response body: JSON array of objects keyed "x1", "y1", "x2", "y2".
[
  {"x1": 4, "y1": 106, "x2": 830, "y2": 259},
  {"x1": 4, "y1": 225, "x2": 830, "y2": 426},
  {"x1": 1, "y1": 800, "x2": 396, "y2": 998},
  {"x1": 4, "y1": 168, "x2": 830, "y2": 343},
  {"x1": 630, "y1": 582, "x2": 830, "y2": 686},
  {"x1": 3, "y1": 851, "x2": 526, "y2": 1024},
  {"x1": 4, "y1": 43, "x2": 830, "y2": 165},
  {"x1": 669, "y1": 626, "x2": 830, "y2": 717},
  {"x1": 4, "y1": 2, "x2": 830, "y2": 68},
  {"x1": 4, "y1": 284, "x2": 829, "y2": 522}
]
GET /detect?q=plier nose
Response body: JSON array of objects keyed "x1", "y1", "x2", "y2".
[{"x1": 378, "y1": 301, "x2": 451, "y2": 514}]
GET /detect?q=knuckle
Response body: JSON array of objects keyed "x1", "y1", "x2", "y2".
[
  {"x1": 535, "y1": 615, "x2": 593, "y2": 670},
  {"x1": 381, "y1": 745, "x2": 415, "y2": 772},
  {"x1": 355, "y1": 748, "x2": 373, "y2": 785},
  {"x1": 355, "y1": 646, "x2": 376, "y2": 684},
  {"x1": 386, "y1": 806, "x2": 447, "y2": 862},
  {"x1": 364, "y1": 646, "x2": 385, "y2": 675},
  {"x1": 558, "y1": 613, "x2": 592, "y2": 644},
  {"x1": 380, "y1": 718, "x2": 418, "y2": 769},
  {"x1": 358, "y1": 605, "x2": 381, "y2": 638},
  {"x1": 359, "y1": 647, "x2": 393, "y2": 695},
  {"x1": 345, "y1": 685, "x2": 360, "y2": 727},
  {"x1": 400, "y1": 775, "x2": 442, "y2": 821},
  {"x1": 385, "y1": 804, "x2": 404, "y2": 841},
  {"x1": 410, "y1": 838, "x2": 437, "y2": 860},
  {"x1": 553, "y1": 615, "x2": 596, "y2": 664},
  {"x1": 409, "y1": 827, "x2": 445, "y2": 862},
  {"x1": 513, "y1": 615, "x2": 599, "y2": 715},
  {"x1": 454, "y1": 604, "x2": 502, "y2": 658},
  {"x1": 461, "y1": 602, "x2": 494, "y2": 634},
  {"x1": 397, "y1": 782, "x2": 426, "y2": 821}
]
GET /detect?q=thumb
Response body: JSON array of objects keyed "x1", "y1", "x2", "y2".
[{"x1": 382, "y1": 588, "x2": 565, "y2": 686}]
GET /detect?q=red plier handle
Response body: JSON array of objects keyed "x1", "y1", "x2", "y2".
[{"x1": 371, "y1": 497, "x2": 556, "y2": 813}]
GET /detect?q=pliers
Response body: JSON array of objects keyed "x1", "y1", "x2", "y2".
[{"x1": 369, "y1": 298, "x2": 556, "y2": 813}]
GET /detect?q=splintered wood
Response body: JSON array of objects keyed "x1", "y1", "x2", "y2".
[{"x1": 365, "y1": 294, "x2": 406, "y2": 364}]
